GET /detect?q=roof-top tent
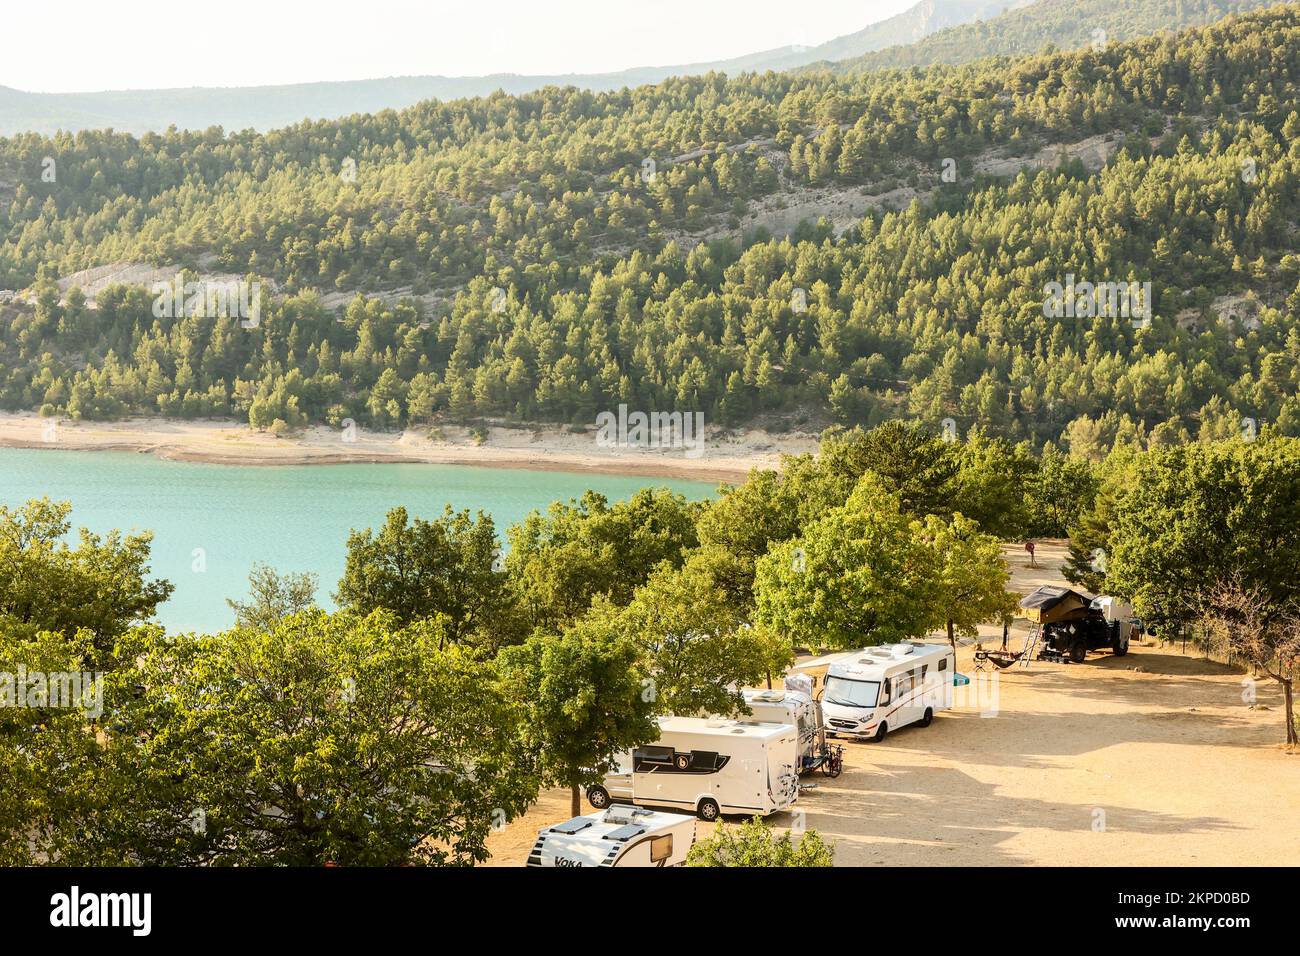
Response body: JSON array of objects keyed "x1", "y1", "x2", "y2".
[
  {"x1": 1017, "y1": 586, "x2": 1135, "y2": 663},
  {"x1": 1017, "y1": 585, "x2": 1093, "y2": 625}
]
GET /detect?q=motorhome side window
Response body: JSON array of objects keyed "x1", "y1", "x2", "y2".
[
  {"x1": 938, "y1": 658, "x2": 948, "y2": 671},
  {"x1": 650, "y1": 835, "x2": 673, "y2": 863},
  {"x1": 634, "y1": 746, "x2": 674, "y2": 767}
]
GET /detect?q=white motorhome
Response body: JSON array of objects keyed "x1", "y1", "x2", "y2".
[
  {"x1": 741, "y1": 687, "x2": 821, "y2": 770},
  {"x1": 526, "y1": 804, "x2": 696, "y2": 868},
  {"x1": 587, "y1": 716, "x2": 800, "y2": 821},
  {"x1": 819, "y1": 642, "x2": 955, "y2": 742}
]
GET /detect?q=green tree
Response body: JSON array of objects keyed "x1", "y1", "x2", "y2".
[
  {"x1": 687, "y1": 817, "x2": 834, "y2": 867},
  {"x1": 614, "y1": 552, "x2": 794, "y2": 716},
  {"x1": 8, "y1": 611, "x2": 539, "y2": 865},
  {"x1": 0, "y1": 625, "x2": 107, "y2": 865},
  {"x1": 754, "y1": 477, "x2": 941, "y2": 649},
  {"x1": 1025, "y1": 445, "x2": 1098, "y2": 536},
  {"x1": 818, "y1": 422, "x2": 961, "y2": 519},
  {"x1": 1062, "y1": 449, "x2": 1138, "y2": 594},
  {"x1": 0, "y1": 498, "x2": 173, "y2": 661},
  {"x1": 506, "y1": 488, "x2": 699, "y2": 630},
  {"x1": 1104, "y1": 437, "x2": 1300, "y2": 635},
  {"x1": 497, "y1": 615, "x2": 657, "y2": 817},
  {"x1": 693, "y1": 468, "x2": 813, "y2": 618},
  {"x1": 922, "y1": 513, "x2": 1018, "y2": 649},
  {"x1": 226, "y1": 563, "x2": 318, "y2": 631},
  {"x1": 335, "y1": 505, "x2": 514, "y2": 647},
  {"x1": 952, "y1": 431, "x2": 1037, "y2": 539}
]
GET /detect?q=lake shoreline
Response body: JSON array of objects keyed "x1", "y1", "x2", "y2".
[{"x1": 0, "y1": 412, "x2": 819, "y2": 483}]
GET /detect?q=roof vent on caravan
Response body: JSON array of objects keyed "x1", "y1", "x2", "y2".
[
  {"x1": 865, "y1": 647, "x2": 893, "y2": 660},
  {"x1": 751, "y1": 690, "x2": 785, "y2": 703},
  {"x1": 602, "y1": 805, "x2": 653, "y2": 825},
  {"x1": 602, "y1": 824, "x2": 648, "y2": 842},
  {"x1": 549, "y1": 817, "x2": 595, "y2": 835},
  {"x1": 891, "y1": 643, "x2": 915, "y2": 658}
]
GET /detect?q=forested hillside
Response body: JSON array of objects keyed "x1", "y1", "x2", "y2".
[
  {"x1": 2, "y1": 5, "x2": 1299, "y2": 449},
  {"x1": 834, "y1": 0, "x2": 1274, "y2": 71}
]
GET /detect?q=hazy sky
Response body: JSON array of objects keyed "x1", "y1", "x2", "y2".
[{"x1": 2, "y1": 0, "x2": 915, "y2": 93}]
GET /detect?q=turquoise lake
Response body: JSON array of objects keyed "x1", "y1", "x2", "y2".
[{"x1": 0, "y1": 448, "x2": 716, "y2": 634}]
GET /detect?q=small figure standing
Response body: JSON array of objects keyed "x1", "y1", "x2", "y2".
[{"x1": 1025, "y1": 539, "x2": 1036, "y2": 568}]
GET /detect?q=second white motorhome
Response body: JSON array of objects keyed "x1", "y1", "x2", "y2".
[
  {"x1": 819, "y1": 642, "x2": 955, "y2": 742},
  {"x1": 741, "y1": 687, "x2": 821, "y2": 769},
  {"x1": 587, "y1": 716, "x2": 800, "y2": 821}
]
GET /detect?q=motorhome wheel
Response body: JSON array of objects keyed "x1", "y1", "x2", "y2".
[
  {"x1": 919, "y1": 707, "x2": 933, "y2": 728},
  {"x1": 587, "y1": 785, "x2": 610, "y2": 809},
  {"x1": 871, "y1": 722, "x2": 888, "y2": 743},
  {"x1": 697, "y1": 798, "x2": 720, "y2": 821}
]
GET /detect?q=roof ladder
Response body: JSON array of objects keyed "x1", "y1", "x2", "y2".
[{"x1": 1018, "y1": 626, "x2": 1040, "y2": 668}]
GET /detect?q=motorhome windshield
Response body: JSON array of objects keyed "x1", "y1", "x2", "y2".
[{"x1": 824, "y1": 676, "x2": 881, "y2": 708}]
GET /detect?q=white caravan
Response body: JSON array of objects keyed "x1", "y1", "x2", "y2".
[
  {"x1": 587, "y1": 716, "x2": 800, "y2": 821},
  {"x1": 820, "y1": 642, "x2": 955, "y2": 742},
  {"x1": 526, "y1": 804, "x2": 696, "y2": 868},
  {"x1": 741, "y1": 687, "x2": 822, "y2": 771}
]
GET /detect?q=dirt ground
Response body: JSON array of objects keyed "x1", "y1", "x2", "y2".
[{"x1": 485, "y1": 540, "x2": 1300, "y2": 866}]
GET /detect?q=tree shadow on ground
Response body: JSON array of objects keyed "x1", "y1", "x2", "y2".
[{"x1": 780, "y1": 761, "x2": 1240, "y2": 866}]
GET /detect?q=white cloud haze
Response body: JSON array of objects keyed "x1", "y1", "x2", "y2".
[{"x1": 1, "y1": 0, "x2": 915, "y2": 93}]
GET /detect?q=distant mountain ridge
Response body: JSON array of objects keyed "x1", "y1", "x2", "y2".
[{"x1": 0, "y1": 0, "x2": 1022, "y2": 136}]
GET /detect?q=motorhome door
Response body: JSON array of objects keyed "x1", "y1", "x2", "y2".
[{"x1": 893, "y1": 669, "x2": 918, "y2": 726}]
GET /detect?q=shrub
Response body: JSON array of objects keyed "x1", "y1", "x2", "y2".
[{"x1": 687, "y1": 817, "x2": 834, "y2": 867}]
